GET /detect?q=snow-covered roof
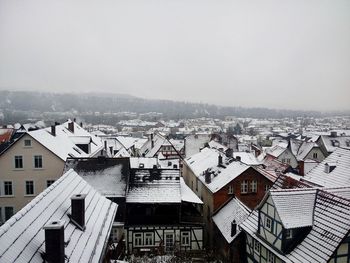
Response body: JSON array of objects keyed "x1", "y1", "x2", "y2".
[
  {"x1": 213, "y1": 198, "x2": 250, "y2": 244},
  {"x1": 140, "y1": 133, "x2": 175, "y2": 158},
  {"x1": 270, "y1": 189, "x2": 316, "y2": 229},
  {"x1": 28, "y1": 120, "x2": 103, "y2": 161},
  {"x1": 127, "y1": 169, "x2": 181, "y2": 203},
  {"x1": 296, "y1": 141, "x2": 319, "y2": 161},
  {"x1": 240, "y1": 188, "x2": 350, "y2": 263},
  {"x1": 180, "y1": 178, "x2": 203, "y2": 204},
  {"x1": 184, "y1": 133, "x2": 211, "y2": 158},
  {"x1": 185, "y1": 147, "x2": 250, "y2": 193},
  {"x1": 130, "y1": 157, "x2": 179, "y2": 169},
  {"x1": 303, "y1": 148, "x2": 350, "y2": 187},
  {"x1": 64, "y1": 158, "x2": 129, "y2": 198},
  {"x1": 0, "y1": 169, "x2": 118, "y2": 263},
  {"x1": 319, "y1": 135, "x2": 350, "y2": 153},
  {"x1": 233, "y1": 152, "x2": 261, "y2": 166},
  {"x1": 265, "y1": 145, "x2": 286, "y2": 158},
  {"x1": 208, "y1": 140, "x2": 228, "y2": 152}
]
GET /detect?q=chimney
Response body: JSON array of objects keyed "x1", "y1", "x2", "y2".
[
  {"x1": 68, "y1": 121, "x2": 74, "y2": 133},
  {"x1": 231, "y1": 219, "x2": 237, "y2": 237},
  {"x1": 70, "y1": 194, "x2": 86, "y2": 230},
  {"x1": 43, "y1": 220, "x2": 65, "y2": 263},
  {"x1": 226, "y1": 148, "x2": 233, "y2": 158},
  {"x1": 150, "y1": 134, "x2": 154, "y2": 149},
  {"x1": 218, "y1": 155, "x2": 223, "y2": 166},
  {"x1": 205, "y1": 170, "x2": 211, "y2": 184},
  {"x1": 330, "y1": 131, "x2": 337, "y2": 137},
  {"x1": 51, "y1": 125, "x2": 56, "y2": 136},
  {"x1": 80, "y1": 122, "x2": 83, "y2": 128},
  {"x1": 104, "y1": 140, "x2": 107, "y2": 151},
  {"x1": 236, "y1": 156, "x2": 241, "y2": 162}
]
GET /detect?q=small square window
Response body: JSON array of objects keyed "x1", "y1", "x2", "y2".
[
  {"x1": 228, "y1": 185, "x2": 234, "y2": 194},
  {"x1": 144, "y1": 232, "x2": 154, "y2": 246},
  {"x1": 181, "y1": 231, "x2": 190, "y2": 246},
  {"x1": 47, "y1": 180, "x2": 55, "y2": 187},
  {"x1": 254, "y1": 240, "x2": 260, "y2": 253},
  {"x1": 24, "y1": 139, "x2": 32, "y2": 147},
  {"x1": 286, "y1": 229, "x2": 293, "y2": 239},
  {"x1": 14, "y1": 156, "x2": 23, "y2": 169},
  {"x1": 34, "y1": 155, "x2": 43, "y2": 168}
]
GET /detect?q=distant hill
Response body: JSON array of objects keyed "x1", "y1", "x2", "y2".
[{"x1": 0, "y1": 90, "x2": 348, "y2": 120}]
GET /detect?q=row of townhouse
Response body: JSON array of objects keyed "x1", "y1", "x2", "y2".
[{"x1": 0, "y1": 120, "x2": 104, "y2": 223}]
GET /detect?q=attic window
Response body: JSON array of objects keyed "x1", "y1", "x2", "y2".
[
  {"x1": 24, "y1": 139, "x2": 32, "y2": 147},
  {"x1": 325, "y1": 163, "x2": 336, "y2": 173},
  {"x1": 286, "y1": 229, "x2": 293, "y2": 239},
  {"x1": 331, "y1": 140, "x2": 340, "y2": 147}
]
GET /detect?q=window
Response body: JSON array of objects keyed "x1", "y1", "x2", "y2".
[
  {"x1": 0, "y1": 208, "x2": 2, "y2": 224},
  {"x1": 144, "y1": 232, "x2": 154, "y2": 246},
  {"x1": 282, "y1": 158, "x2": 286, "y2": 163},
  {"x1": 181, "y1": 231, "x2": 190, "y2": 246},
  {"x1": 228, "y1": 185, "x2": 234, "y2": 194},
  {"x1": 14, "y1": 156, "x2": 23, "y2": 169},
  {"x1": 47, "y1": 180, "x2": 55, "y2": 187},
  {"x1": 5, "y1": 207, "x2": 14, "y2": 221},
  {"x1": 265, "y1": 185, "x2": 270, "y2": 192},
  {"x1": 4, "y1": 181, "x2": 13, "y2": 196},
  {"x1": 254, "y1": 240, "x2": 260, "y2": 253},
  {"x1": 25, "y1": 181, "x2": 34, "y2": 195},
  {"x1": 286, "y1": 229, "x2": 293, "y2": 239},
  {"x1": 241, "y1": 180, "x2": 248, "y2": 193},
  {"x1": 251, "y1": 180, "x2": 257, "y2": 193},
  {"x1": 313, "y1": 152, "x2": 318, "y2": 159},
  {"x1": 267, "y1": 251, "x2": 275, "y2": 263},
  {"x1": 286, "y1": 158, "x2": 291, "y2": 164},
  {"x1": 34, "y1": 155, "x2": 43, "y2": 168},
  {"x1": 24, "y1": 139, "x2": 31, "y2": 147},
  {"x1": 265, "y1": 217, "x2": 272, "y2": 231},
  {"x1": 134, "y1": 233, "x2": 142, "y2": 247}
]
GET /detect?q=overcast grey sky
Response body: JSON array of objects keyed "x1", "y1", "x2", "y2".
[{"x1": 0, "y1": 0, "x2": 349, "y2": 111}]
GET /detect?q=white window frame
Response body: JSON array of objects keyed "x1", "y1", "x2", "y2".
[
  {"x1": 267, "y1": 250, "x2": 275, "y2": 263},
  {"x1": 134, "y1": 233, "x2": 143, "y2": 247},
  {"x1": 181, "y1": 231, "x2": 190, "y2": 246},
  {"x1": 14, "y1": 155, "x2": 23, "y2": 169},
  {"x1": 264, "y1": 185, "x2": 270, "y2": 192},
  {"x1": 144, "y1": 232, "x2": 154, "y2": 246},
  {"x1": 3, "y1": 181, "x2": 13, "y2": 196},
  {"x1": 24, "y1": 139, "x2": 32, "y2": 147},
  {"x1": 265, "y1": 217, "x2": 272, "y2": 231},
  {"x1": 33, "y1": 155, "x2": 43, "y2": 169},
  {"x1": 241, "y1": 180, "x2": 248, "y2": 194},
  {"x1": 251, "y1": 180, "x2": 257, "y2": 193},
  {"x1": 228, "y1": 185, "x2": 234, "y2": 194},
  {"x1": 25, "y1": 180, "x2": 35, "y2": 196}
]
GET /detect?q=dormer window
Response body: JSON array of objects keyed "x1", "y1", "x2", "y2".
[
  {"x1": 325, "y1": 162, "x2": 336, "y2": 173},
  {"x1": 312, "y1": 152, "x2": 317, "y2": 159},
  {"x1": 286, "y1": 229, "x2": 293, "y2": 239}
]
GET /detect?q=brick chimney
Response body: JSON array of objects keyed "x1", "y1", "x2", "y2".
[
  {"x1": 205, "y1": 170, "x2": 211, "y2": 184},
  {"x1": 218, "y1": 155, "x2": 223, "y2": 166},
  {"x1": 43, "y1": 220, "x2": 65, "y2": 263},
  {"x1": 70, "y1": 194, "x2": 86, "y2": 230}
]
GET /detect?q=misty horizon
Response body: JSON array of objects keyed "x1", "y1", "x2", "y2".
[{"x1": 1, "y1": 0, "x2": 350, "y2": 111}]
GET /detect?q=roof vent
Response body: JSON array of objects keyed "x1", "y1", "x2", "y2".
[
  {"x1": 43, "y1": 220, "x2": 65, "y2": 263},
  {"x1": 70, "y1": 194, "x2": 86, "y2": 230},
  {"x1": 325, "y1": 162, "x2": 336, "y2": 173}
]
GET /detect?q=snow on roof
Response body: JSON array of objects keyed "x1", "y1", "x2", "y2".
[
  {"x1": 213, "y1": 198, "x2": 250, "y2": 244},
  {"x1": 319, "y1": 135, "x2": 350, "y2": 153},
  {"x1": 185, "y1": 147, "x2": 249, "y2": 193},
  {"x1": 270, "y1": 189, "x2": 316, "y2": 229},
  {"x1": 265, "y1": 145, "x2": 286, "y2": 158},
  {"x1": 240, "y1": 188, "x2": 350, "y2": 263},
  {"x1": 208, "y1": 140, "x2": 228, "y2": 152},
  {"x1": 28, "y1": 120, "x2": 103, "y2": 161},
  {"x1": 64, "y1": 158, "x2": 129, "y2": 198},
  {"x1": 180, "y1": 178, "x2": 203, "y2": 204},
  {"x1": 296, "y1": 141, "x2": 318, "y2": 161},
  {"x1": 140, "y1": 133, "x2": 173, "y2": 158},
  {"x1": 289, "y1": 139, "x2": 303, "y2": 156},
  {"x1": 0, "y1": 169, "x2": 118, "y2": 263},
  {"x1": 303, "y1": 148, "x2": 350, "y2": 187},
  {"x1": 127, "y1": 183, "x2": 181, "y2": 203},
  {"x1": 169, "y1": 138, "x2": 184, "y2": 152},
  {"x1": 130, "y1": 157, "x2": 179, "y2": 169},
  {"x1": 233, "y1": 152, "x2": 261, "y2": 166}
]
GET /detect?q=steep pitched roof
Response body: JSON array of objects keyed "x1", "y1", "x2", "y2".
[
  {"x1": 213, "y1": 197, "x2": 251, "y2": 244},
  {"x1": 318, "y1": 135, "x2": 350, "y2": 153},
  {"x1": 266, "y1": 145, "x2": 286, "y2": 158},
  {"x1": 240, "y1": 188, "x2": 350, "y2": 263},
  {"x1": 303, "y1": 148, "x2": 350, "y2": 187},
  {"x1": 296, "y1": 141, "x2": 319, "y2": 161},
  {"x1": 0, "y1": 169, "x2": 118, "y2": 263}
]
